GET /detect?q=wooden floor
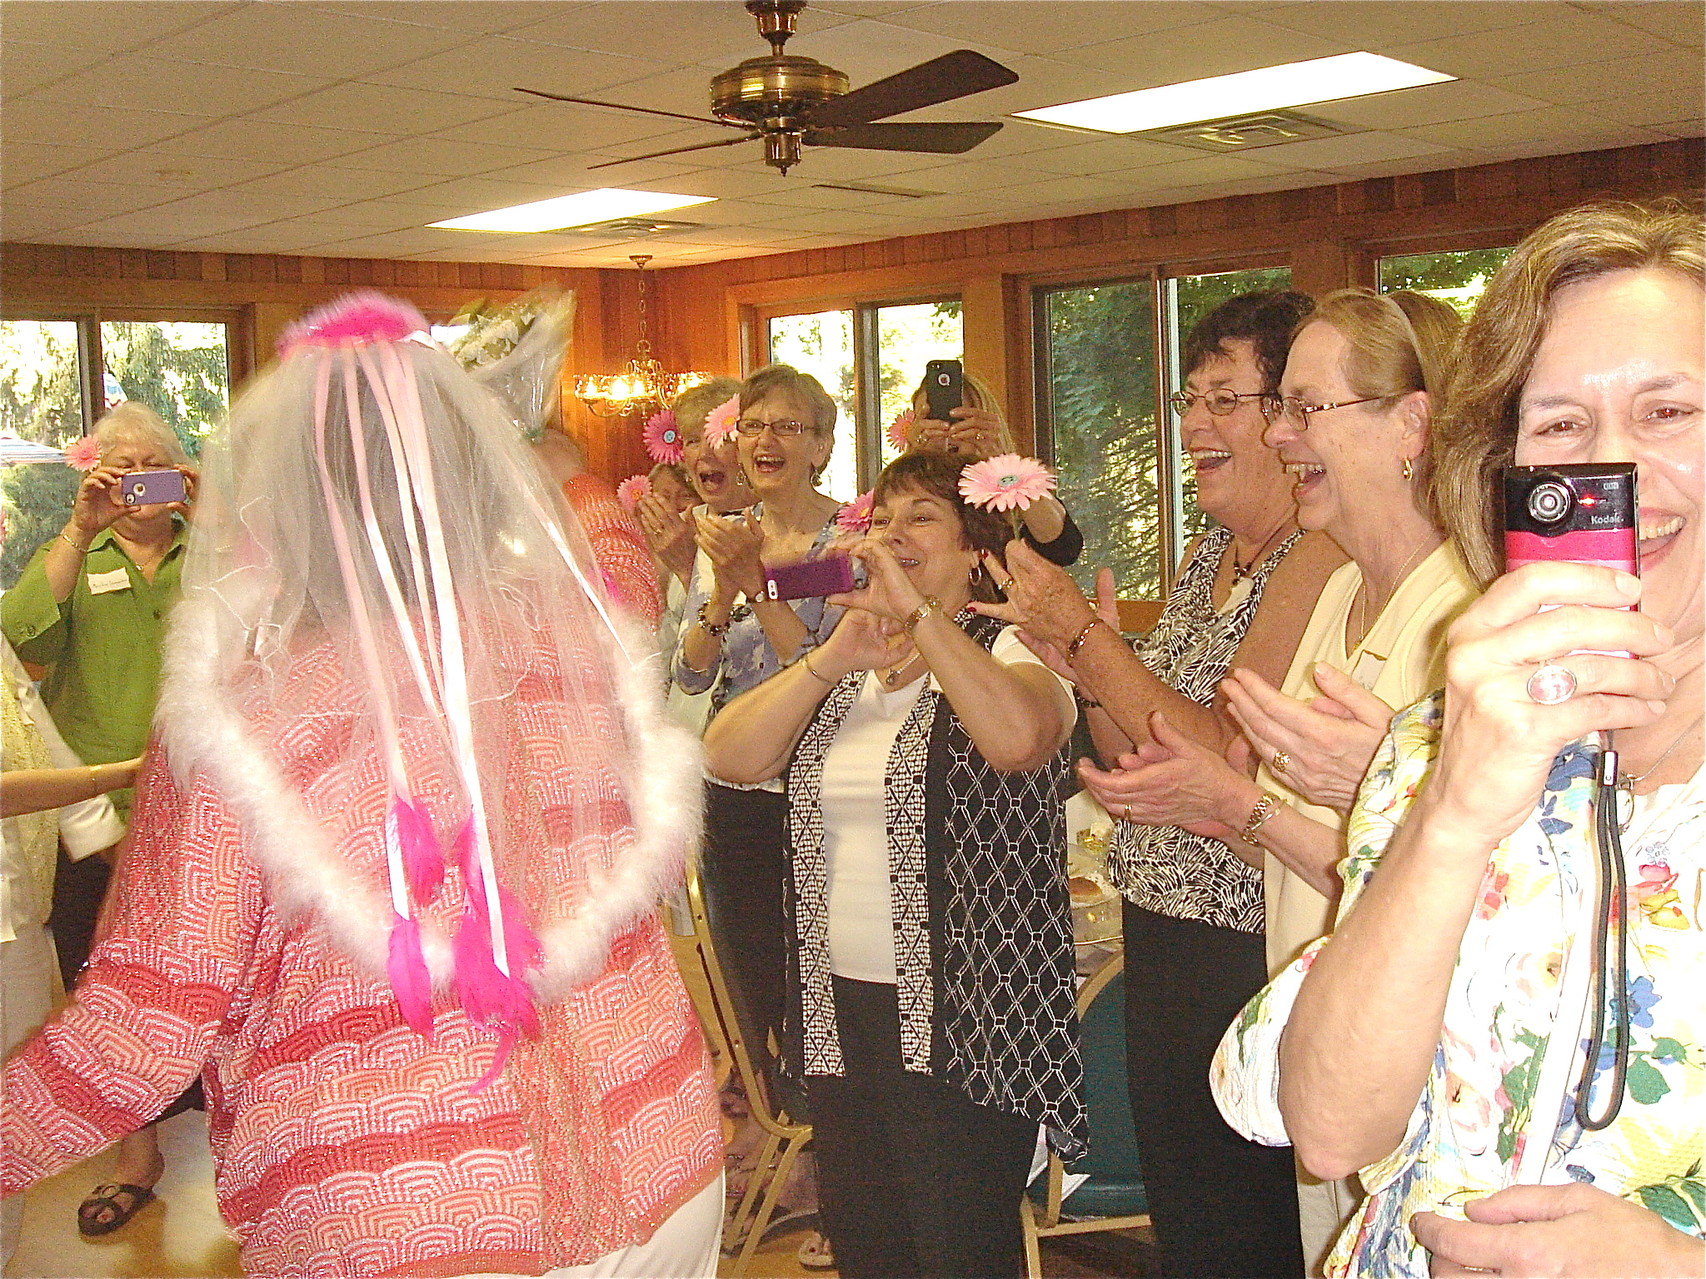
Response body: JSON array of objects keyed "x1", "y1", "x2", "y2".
[{"x1": 6, "y1": 933, "x2": 1154, "y2": 1278}]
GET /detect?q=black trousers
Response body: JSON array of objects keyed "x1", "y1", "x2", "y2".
[
  {"x1": 809, "y1": 976, "x2": 1037, "y2": 1279},
  {"x1": 698, "y1": 782, "x2": 789, "y2": 1065},
  {"x1": 1123, "y1": 902, "x2": 1304, "y2": 1279}
]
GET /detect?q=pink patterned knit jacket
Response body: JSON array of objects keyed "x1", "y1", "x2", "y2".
[{"x1": 1, "y1": 652, "x2": 720, "y2": 1276}]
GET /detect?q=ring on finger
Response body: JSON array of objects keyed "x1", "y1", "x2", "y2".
[
  {"x1": 1120, "y1": 803, "x2": 1133, "y2": 821},
  {"x1": 1271, "y1": 750, "x2": 1291, "y2": 775},
  {"x1": 1526, "y1": 662, "x2": 1578, "y2": 705}
]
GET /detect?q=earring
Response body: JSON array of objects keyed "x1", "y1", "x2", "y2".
[{"x1": 1402, "y1": 457, "x2": 1414, "y2": 482}]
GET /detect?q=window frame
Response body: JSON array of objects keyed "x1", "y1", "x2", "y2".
[
  {"x1": 752, "y1": 291, "x2": 965, "y2": 494},
  {"x1": 0, "y1": 303, "x2": 249, "y2": 433}
]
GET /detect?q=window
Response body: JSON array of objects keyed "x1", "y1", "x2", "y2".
[
  {"x1": 1035, "y1": 279, "x2": 1160, "y2": 597},
  {"x1": 1035, "y1": 265, "x2": 1290, "y2": 599},
  {"x1": 764, "y1": 298, "x2": 963, "y2": 502},
  {"x1": 1, "y1": 314, "x2": 233, "y2": 587},
  {"x1": 1378, "y1": 247, "x2": 1514, "y2": 320}
]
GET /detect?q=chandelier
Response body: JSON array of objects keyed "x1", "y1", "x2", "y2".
[{"x1": 576, "y1": 254, "x2": 710, "y2": 418}]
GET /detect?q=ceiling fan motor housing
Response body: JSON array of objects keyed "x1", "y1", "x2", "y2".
[{"x1": 710, "y1": 55, "x2": 849, "y2": 128}]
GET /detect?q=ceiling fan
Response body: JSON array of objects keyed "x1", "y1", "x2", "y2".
[{"x1": 516, "y1": 0, "x2": 1019, "y2": 175}]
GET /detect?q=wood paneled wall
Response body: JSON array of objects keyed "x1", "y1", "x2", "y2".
[
  {"x1": 646, "y1": 139, "x2": 1702, "y2": 454},
  {"x1": 4, "y1": 139, "x2": 1698, "y2": 485}
]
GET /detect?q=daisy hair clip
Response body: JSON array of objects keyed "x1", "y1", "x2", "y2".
[
  {"x1": 616, "y1": 474, "x2": 651, "y2": 512},
  {"x1": 702, "y1": 394, "x2": 741, "y2": 448},
  {"x1": 836, "y1": 489, "x2": 874, "y2": 534},
  {"x1": 643, "y1": 409, "x2": 684, "y2": 464},
  {"x1": 886, "y1": 410, "x2": 915, "y2": 453},
  {"x1": 959, "y1": 453, "x2": 1056, "y2": 514},
  {"x1": 64, "y1": 436, "x2": 102, "y2": 472}
]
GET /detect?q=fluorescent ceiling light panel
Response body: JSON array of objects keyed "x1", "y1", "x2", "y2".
[
  {"x1": 430, "y1": 188, "x2": 716, "y2": 233},
  {"x1": 1014, "y1": 53, "x2": 1454, "y2": 134}
]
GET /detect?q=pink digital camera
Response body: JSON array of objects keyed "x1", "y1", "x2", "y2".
[{"x1": 763, "y1": 550, "x2": 868, "y2": 601}]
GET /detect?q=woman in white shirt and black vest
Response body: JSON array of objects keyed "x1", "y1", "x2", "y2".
[{"x1": 705, "y1": 451, "x2": 1084, "y2": 1279}]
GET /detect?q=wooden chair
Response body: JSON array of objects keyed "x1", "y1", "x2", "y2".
[
  {"x1": 680, "y1": 860, "x2": 813, "y2": 1276},
  {"x1": 1022, "y1": 950, "x2": 1151, "y2": 1279}
]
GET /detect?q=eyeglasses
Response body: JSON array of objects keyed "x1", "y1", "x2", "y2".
[
  {"x1": 735, "y1": 417, "x2": 812, "y2": 437},
  {"x1": 1167, "y1": 389, "x2": 1267, "y2": 417},
  {"x1": 1259, "y1": 395, "x2": 1384, "y2": 429}
]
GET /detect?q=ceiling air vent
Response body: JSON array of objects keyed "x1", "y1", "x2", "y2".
[
  {"x1": 570, "y1": 217, "x2": 703, "y2": 238},
  {"x1": 811, "y1": 181, "x2": 940, "y2": 198},
  {"x1": 1140, "y1": 110, "x2": 1356, "y2": 152}
]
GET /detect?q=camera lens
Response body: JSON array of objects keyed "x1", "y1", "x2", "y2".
[{"x1": 1526, "y1": 480, "x2": 1572, "y2": 524}]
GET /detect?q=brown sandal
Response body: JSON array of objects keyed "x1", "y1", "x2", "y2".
[{"x1": 77, "y1": 1183, "x2": 156, "y2": 1237}]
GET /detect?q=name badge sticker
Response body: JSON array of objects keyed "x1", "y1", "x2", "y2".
[{"x1": 86, "y1": 568, "x2": 131, "y2": 595}]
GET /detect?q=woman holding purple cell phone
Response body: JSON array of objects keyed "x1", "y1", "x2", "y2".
[
  {"x1": 1212, "y1": 201, "x2": 1705, "y2": 1277},
  {"x1": 704, "y1": 451, "x2": 1083, "y2": 1279},
  {"x1": 1, "y1": 400, "x2": 200, "y2": 1236}
]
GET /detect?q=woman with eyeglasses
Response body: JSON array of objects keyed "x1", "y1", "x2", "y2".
[
  {"x1": 1079, "y1": 287, "x2": 1471, "y2": 1268},
  {"x1": 975, "y1": 291, "x2": 1344, "y2": 1279},
  {"x1": 674, "y1": 363, "x2": 848, "y2": 1081}
]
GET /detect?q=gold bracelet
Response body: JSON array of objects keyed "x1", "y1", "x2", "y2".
[
  {"x1": 1065, "y1": 616, "x2": 1105, "y2": 661},
  {"x1": 1239, "y1": 791, "x2": 1284, "y2": 845},
  {"x1": 901, "y1": 595, "x2": 940, "y2": 635},
  {"x1": 59, "y1": 532, "x2": 92, "y2": 554},
  {"x1": 800, "y1": 652, "x2": 836, "y2": 685}
]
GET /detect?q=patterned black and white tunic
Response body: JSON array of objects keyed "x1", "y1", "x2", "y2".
[
  {"x1": 1107, "y1": 526, "x2": 1300, "y2": 933},
  {"x1": 783, "y1": 613, "x2": 1087, "y2": 1160}
]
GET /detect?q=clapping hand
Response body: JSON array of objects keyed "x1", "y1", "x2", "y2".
[
  {"x1": 695, "y1": 509, "x2": 766, "y2": 600},
  {"x1": 1223, "y1": 663, "x2": 1394, "y2": 814},
  {"x1": 1076, "y1": 712, "x2": 1246, "y2": 841},
  {"x1": 637, "y1": 490, "x2": 696, "y2": 583}
]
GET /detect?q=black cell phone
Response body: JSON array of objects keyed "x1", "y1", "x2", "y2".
[{"x1": 924, "y1": 358, "x2": 963, "y2": 423}]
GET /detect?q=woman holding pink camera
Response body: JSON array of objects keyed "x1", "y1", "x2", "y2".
[
  {"x1": 1213, "y1": 201, "x2": 1704, "y2": 1277},
  {"x1": 704, "y1": 451, "x2": 1082, "y2": 1279}
]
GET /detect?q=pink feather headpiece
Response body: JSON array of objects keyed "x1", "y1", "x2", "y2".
[{"x1": 278, "y1": 291, "x2": 429, "y2": 359}]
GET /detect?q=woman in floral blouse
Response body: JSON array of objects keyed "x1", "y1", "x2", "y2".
[{"x1": 1212, "y1": 200, "x2": 1704, "y2": 1277}]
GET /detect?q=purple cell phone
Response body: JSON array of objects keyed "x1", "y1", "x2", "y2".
[
  {"x1": 763, "y1": 551, "x2": 868, "y2": 601},
  {"x1": 119, "y1": 469, "x2": 186, "y2": 506}
]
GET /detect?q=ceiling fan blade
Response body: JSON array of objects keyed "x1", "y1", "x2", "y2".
[
  {"x1": 803, "y1": 50, "x2": 1018, "y2": 129},
  {"x1": 516, "y1": 87, "x2": 743, "y2": 130},
  {"x1": 804, "y1": 121, "x2": 1003, "y2": 154},
  {"x1": 587, "y1": 134, "x2": 759, "y2": 169}
]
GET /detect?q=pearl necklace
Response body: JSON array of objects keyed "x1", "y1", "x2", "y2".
[{"x1": 880, "y1": 649, "x2": 925, "y2": 688}]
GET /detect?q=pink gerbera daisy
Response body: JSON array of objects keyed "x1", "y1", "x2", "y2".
[
  {"x1": 616, "y1": 474, "x2": 650, "y2": 512},
  {"x1": 958, "y1": 454, "x2": 1056, "y2": 513},
  {"x1": 703, "y1": 394, "x2": 741, "y2": 447},
  {"x1": 836, "y1": 490, "x2": 874, "y2": 533},
  {"x1": 643, "y1": 409, "x2": 684, "y2": 464},
  {"x1": 886, "y1": 410, "x2": 915, "y2": 453},
  {"x1": 64, "y1": 436, "x2": 101, "y2": 472}
]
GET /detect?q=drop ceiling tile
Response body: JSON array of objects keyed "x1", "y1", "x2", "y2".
[
  {"x1": 0, "y1": 142, "x2": 112, "y2": 186},
  {"x1": 167, "y1": 5, "x2": 480, "y2": 77},
  {"x1": 1102, "y1": 152, "x2": 1292, "y2": 187},
  {"x1": 170, "y1": 224, "x2": 365, "y2": 254},
  {"x1": 296, "y1": 198, "x2": 473, "y2": 230},
  {"x1": 0, "y1": 177, "x2": 178, "y2": 223},
  {"x1": 389, "y1": 175, "x2": 578, "y2": 215},
  {"x1": 252, "y1": 83, "x2": 519, "y2": 135},
  {"x1": 68, "y1": 207, "x2": 279, "y2": 242},
  {"x1": 1064, "y1": 15, "x2": 1351, "y2": 80},
  {"x1": 147, "y1": 119, "x2": 400, "y2": 166},
  {"x1": 475, "y1": 151, "x2": 705, "y2": 192},
  {"x1": 319, "y1": 137, "x2": 563, "y2": 179},
  {"x1": 1310, "y1": 81, "x2": 1551, "y2": 132},
  {"x1": 1255, "y1": 1, "x2": 1566, "y2": 46},
  {"x1": 30, "y1": 58, "x2": 324, "y2": 117},
  {"x1": 1650, "y1": 116, "x2": 1706, "y2": 137},
  {"x1": 1388, "y1": 11, "x2": 1671, "y2": 79},
  {"x1": 1247, "y1": 130, "x2": 1452, "y2": 172},
  {"x1": 620, "y1": 167, "x2": 801, "y2": 201},
  {"x1": 1, "y1": 39, "x2": 110, "y2": 96},
  {"x1": 219, "y1": 167, "x2": 440, "y2": 203},
  {"x1": 300, "y1": 2, "x2": 574, "y2": 37},
  {"x1": 23, "y1": 225, "x2": 206, "y2": 249},
  {"x1": 1591, "y1": 1, "x2": 1705, "y2": 45},
  {"x1": 51, "y1": 153, "x2": 293, "y2": 196},
  {"x1": 578, "y1": 66, "x2": 734, "y2": 122},
  {"x1": 1572, "y1": 89, "x2": 1706, "y2": 130},
  {"x1": 1493, "y1": 49, "x2": 1704, "y2": 107},
  {"x1": 309, "y1": 229, "x2": 482, "y2": 256},
  {"x1": 2, "y1": 99, "x2": 210, "y2": 150},
  {"x1": 881, "y1": 3, "x2": 1224, "y2": 54},
  {"x1": 997, "y1": 135, "x2": 1198, "y2": 175},
  {"x1": 779, "y1": 18, "x2": 1005, "y2": 89},
  {"x1": 1403, "y1": 104, "x2": 1651, "y2": 150},
  {"x1": 0, "y1": 2, "x2": 239, "y2": 58},
  {"x1": 503, "y1": 2, "x2": 855, "y2": 62},
  {"x1": 367, "y1": 35, "x2": 672, "y2": 102},
  {"x1": 1, "y1": 207, "x2": 95, "y2": 240}
]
